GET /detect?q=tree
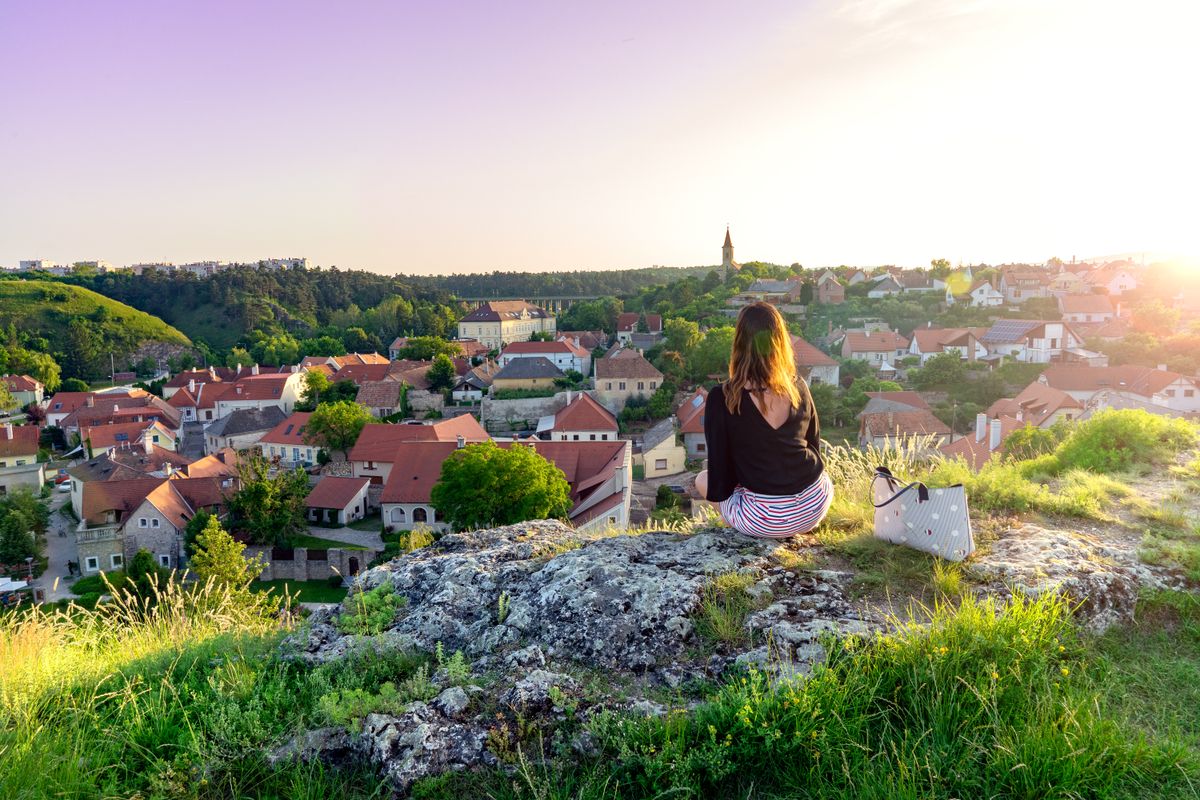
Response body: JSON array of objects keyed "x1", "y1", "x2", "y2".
[
  {"x1": 0, "y1": 383, "x2": 17, "y2": 412},
  {"x1": 0, "y1": 515, "x2": 34, "y2": 565},
  {"x1": 61, "y1": 377, "x2": 89, "y2": 392},
  {"x1": 184, "y1": 508, "x2": 213, "y2": 556},
  {"x1": 299, "y1": 369, "x2": 331, "y2": 408},
  {"x1": 301, "y1": 335, "x2": 347, "y2": 358},
  {"x1": 431, "y1": 441, "x2": 572, "y2": 531},
  {"x1": 394, "y1": 336, "x2": 462, "y2": 361},
  {"x1": 188, "y1": 516, "x2": 265, "y2": 588},
  {"x1": 304, "y1": 400, "x2": 374, "y2": 458},
  {"x1": 687, "y1": 327, "x2": 736, "y2": 381},
  {"x1": 127, "y1": 548, "x2": 165, "y2": 601},
  {"x1": 426, "y1": 353, "x2": 456, "y2": 392},
  {"x1": 910, "y1": 352, "x2": 967, "y2": 391},
  {"x1": 809, "y1": 381, "x2": 841, "y2": 427},
  {"x1": 663, "y1": 318, "x2": 701, "y2": 355},
  {"x1": 225, "y1": 457, "x2": 310, "y2": 545}
]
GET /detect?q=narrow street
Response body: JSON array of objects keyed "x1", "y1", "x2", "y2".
[{"x1": 37, "y1": 492, "x2": 78, "y2": 603}]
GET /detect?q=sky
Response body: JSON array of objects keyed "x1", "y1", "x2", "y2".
[{"x1": 1, "y1": 0, "x2": 1197, "y2": 274}]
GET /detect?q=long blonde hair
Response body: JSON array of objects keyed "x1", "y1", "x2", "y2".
[{"x1": 725, "y1": 302, "x2": 801, "y2": 415}]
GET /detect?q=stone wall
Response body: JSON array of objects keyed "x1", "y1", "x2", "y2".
[
  {"x1": 248, "y1": 546, "x2": 378, "y2": 582},
  {"x1": 480, "y1": 392, "x2": 569, "y2": 434}
]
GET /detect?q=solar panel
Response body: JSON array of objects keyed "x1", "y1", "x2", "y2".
[
  {"x1": 691, "y1": 395, "x2": 704, "y2": 408},
  {"x1": 982, "y1": 319, "x2": 1038, "y2": 343}
]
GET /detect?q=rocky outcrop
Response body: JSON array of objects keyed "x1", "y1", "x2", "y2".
[
  {"x1": 279, "y1": 520, "x2": 873, "y2": 794},
  {"x1": 969, "y1": 523, "x2": 1180, "y2": 632}
]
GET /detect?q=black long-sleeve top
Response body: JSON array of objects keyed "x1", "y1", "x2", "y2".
[{"x1": 703, "y1": 382, "x2": 824, "y2": 502}]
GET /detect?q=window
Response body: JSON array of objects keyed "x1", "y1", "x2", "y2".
[
  {"x1": 590, "y1": 434, "x2": 596, "y2": 440},
  {"x1": 138, "y1": 517, "x2": 148, "y2": 528},
  {"x1": 413, "y1": 507, "x2": 428, "y2": 523},
  {"x1": 151, "y1": 518, "x2": 160, "y2": 528},
  {"x1": 637, "y1": 381, "x2": 644, "y2": 391},
  {"x1": 293, "y1": 447, "x2": 300, "y2": 461},
  {"x1": 650, "y1": 381, "x2": 657, "y2": 389},
  {"x1": 110, "y1": 554, "x2": 123, "y2": 569},
  {"x1": 655, "y1": 458, "x2": 668, "y2": 470},
  {"x1": 85, "y1": 556, "x2": 99, "y2": 572},
  {"x1": 1185, "y1": 390, "x2": 1195, "y2": 398},
  {"x1": 697, "y1": 442, "x2": 706, "y2": 453},
  {"x1": 158, "y1": 554, "x2": 170, "y2": 567},
  {"x1": 1165, "y1": 389, "x2": 1176, "y2": 397},
  {"x1": 605, "y1": 382, "x2": 612, "y2": 390},
  {"x1": 619, "y1": 382, "x2": 626, "y2": 391},
  {"x1": 390, "y1": 507, "x2": 406, "y2": 523}
]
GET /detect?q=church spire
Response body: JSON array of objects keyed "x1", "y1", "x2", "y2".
[
  {"x1": 723, "y1": 226, "x2": 732, "y2": 248},
  {"x1": 722, "y1": 226, "x2": 736, "y2": 277}
]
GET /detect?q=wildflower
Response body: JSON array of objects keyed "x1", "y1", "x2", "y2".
[
  {"x1": 991, "y1": 671, "x2": 999, "y2": 680},
  {"x1": 1059, "y1": 645, "x2": 1066, "y2": 653},
  {"x1": 811, "y1": 730, "x2": 819, "y2": 739},
  {"x1": 1061, "y1": 667, "x2": 1069, "y2": 677}
]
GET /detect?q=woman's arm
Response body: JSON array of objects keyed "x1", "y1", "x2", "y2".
[
  {"x1": 703, "y1": 385, "x2": 737, "y2": 502},
  {"x1": 802, "y1": 380, "x2": 821, "y2": 451}
]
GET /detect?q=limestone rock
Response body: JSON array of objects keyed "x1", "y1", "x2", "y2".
[{"x1": 971, "y1": 523, "x2": 1165, "y2": 632}]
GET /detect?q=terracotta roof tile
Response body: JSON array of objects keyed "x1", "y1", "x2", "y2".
[
  {"x1": 306, "y1": 476, "x2": 371, "y2": 510},
  {"x1": 553, "y1": 393, "x2": 617, "y2": 432}
]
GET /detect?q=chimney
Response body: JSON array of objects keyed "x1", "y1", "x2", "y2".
[
  {"x1": 236, "y1": 386, "x2": 242, "y2": 395},
  {"x1": 566, "y1": 390, "x2": 572, "y2": 405},
  {"x1": 456, "y1": 434, "x2": 465, "y2": 449},
  {"x1": 164, "y1": 462, "x2": 173, "y2": 477},
  {"x1": 236, "y1": 363, "x2": 242, "y2": 373},
  {"x1": 188, "y1": 378, "x2": 196, "y2": 393},
  {"x1": 86, "y1": 395, "x2": 95, "y2": 407},
  {"x1": 989, "y1": 418, "x2": 1003, "y2": 451},
  {"x1": 3, "y1": 423, "x2": 11, "y2": 439},
  {"x1": 975, "y1": 413, "x2": 987, "y2": 443},
  {"x1": 208, "y1": 366, "x2": 216, "y2": 379},
  {"x1": 252, "y1": 364, "x2": 260, "y2": 376},
  {"x1": 887, "y1": 411, "x2": 895, "y2": 430},
  {"x1": 1157, "y1": 364, "x2": 1168, "y2": 372},
  {"x1": 142, "y1": 433, "x2": 153, "y2": 454},
  {"x1": 291, "y1": 364, "x2": 299, "y2": 373}
]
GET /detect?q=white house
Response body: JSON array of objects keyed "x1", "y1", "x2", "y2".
[
  {"x1": 979, "y1": 320, "x2": 1082, "y2": 363},
  {"x1": 498, "y1": 340, "x2": 591, "y2": 377},
  {"x1": 966, "y1": 280, "x2": 1005, "y2": 308},
  {"x1": 1057, "y1": 294, "x2": 1116, "y2": 324}
]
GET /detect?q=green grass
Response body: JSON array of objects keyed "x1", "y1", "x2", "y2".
[
  {"x1": 251, "y1": 579, "x2": 348, "y2": 603},
  {"x1": 411, "y1": 594, "x2": 1200, "y2": 799},
  {"x1": 346, "y1": 513, "x2": 383, "y2": 532},
  {"x1": 693, "y1": 571, "x2": 759, "y2": 647},
  {"x1": 5, "y1": 576, "x2": 1199, "y2": 799},
  {"x1": 0, "y1": 279, "x2": 190, "y2": 360},
  {"x1": 285, "y1": 534, "x2": 368, "y2": 550}
]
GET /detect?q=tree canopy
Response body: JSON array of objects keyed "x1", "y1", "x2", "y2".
[
  {"x1": 188, "y1": 516, "x2": 265, "y2": 588},
  {"x1": 225, "y1": 457, "x2": 310, "y2": 545},
  {"x1": 304, "y1": 400, "x2": 374, "y2": 457},
  {"x1": 430, "y1": 441, "x2": 572, "y2": 531}
]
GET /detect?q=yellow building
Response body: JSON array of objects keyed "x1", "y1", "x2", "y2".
[
  {"x1": 491, "y1": 357, "x2": 564, "y2": 392},
  {"x1": 457, "y1": 301, "x2": 556, "y2": 350}
]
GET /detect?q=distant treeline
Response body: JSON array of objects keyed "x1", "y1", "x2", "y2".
[{"x1": 405, "y1": 265, "x2": 717, "y2": 299}]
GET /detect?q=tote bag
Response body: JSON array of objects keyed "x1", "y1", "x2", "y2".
[{"x1": 871, "y1": 467, "x2": 974, "y2": 562}]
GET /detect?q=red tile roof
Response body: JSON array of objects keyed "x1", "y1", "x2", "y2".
[
  {"x1": 938, "y1": 416, "x2": 1023, "y2": 469},
  {"x1": 0, "y1": 424, "x2": 40, "y2": 457},
  {"x1": 356, "y1": 380, "x2": 404, "y2": 409},
  {"x1": 864, "y1": 391, "x2": 931, "y2": 411},
  {"x1": 676, "y1": 387, "x2": 708, "y2": 434},
  {"x1": 174, "y1": 448, "x2": 239, "y2": 479},
  {"x1": 595, "y1": 354, "x2": 663, "y2": 380},
  {"x1": 259, "y1": 412, "x2": 313, "y2": 446},
  {"x1": 218, "y1": 373, "x2": 294, "y2": 402},
  {"x1": 331, "y1": 363, "x2": 392, "y2": 385},
  {"x1": 332, "y1": 353, "x2": 389, "y2": 367},
  {"x1": 82, "y1": 477, "x2": 165, "y2": 525},
  {"x1": 790, "y1": 335, "x2": 837, "y2": 367},
  {"x1": 460, "y1": 301, "x2": 551, "y2": 322},
  {"x1": 1058, "y1": 294, "x2": 1115, "y2": 315},
  {"x1": 81, "y1": 421, "x2": 172, "y2": 451},
  {"x1": 379, "y1": 439, "x2": 627, "y2": 523},
  {"x1": 1039, "y1": 365, "x2": 1196, "y2": 398},
  {"x1": 46, "y1": 391, "x2": 94, "y2": 416},
  {"x1": 306, "y1": 476, "x2": 371, "y2": 510},
  {"x1": 986, "y1": 382, "x2": 1081, "y2": 427},
  {"x1": 349, "y1": 415, "x2": 488, "y2": 464},
  {"x1": 860, "y1": 409, "x2": 951, "y2": 439},
  {"x1": 842, "y1": 331, "x2": 909, "y2": 354},
  {"x1": 553, "y1": 393, "x2": 618, "y2": 432},
  {"x1": 2, "y1": 375, "x2": 41, "y2": 392}
]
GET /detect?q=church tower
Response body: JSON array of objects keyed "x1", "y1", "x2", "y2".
[{"x1": 721, "y1": 227, "x2": 739, "y2": 278}]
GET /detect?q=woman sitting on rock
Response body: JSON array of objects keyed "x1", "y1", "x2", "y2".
[{"x1": 694, "y1": 301, "x2": 833, "y2": 538}]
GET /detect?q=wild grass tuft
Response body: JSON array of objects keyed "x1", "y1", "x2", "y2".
[{"x1": 693, "y1": 571, "x2": 759, "y2": 646}]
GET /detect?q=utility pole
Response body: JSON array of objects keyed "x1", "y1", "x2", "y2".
[{"x1": 110, "y1": 353, "x2": 115, "y2": 386}]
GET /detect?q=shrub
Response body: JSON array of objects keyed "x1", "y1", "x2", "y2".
[
  {"x1": 1054, "y1": 409, "x2": 1197, "y2": 474},
  {"x1": 337, "y1": 579, "x2": 405, "y2": 635}
]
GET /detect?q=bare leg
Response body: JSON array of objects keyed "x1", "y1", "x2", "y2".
[{"x1": 694, "y1": 470, "x2": 708, "y2": 500}]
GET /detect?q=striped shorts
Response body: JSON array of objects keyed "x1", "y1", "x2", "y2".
[{"x1": 719, "y1": 473, "x2": 835, "y2": 539}]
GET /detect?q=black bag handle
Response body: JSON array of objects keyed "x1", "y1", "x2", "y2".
[{"x1": 872, "y1": 468, "x2": 930, "y2": 508}]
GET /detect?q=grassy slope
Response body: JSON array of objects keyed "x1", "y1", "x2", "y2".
[{"x1": 0, "y1": 279, "x2": 189, "y2": 349}]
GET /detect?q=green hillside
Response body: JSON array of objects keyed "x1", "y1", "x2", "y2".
[{"x1": 0, "y1": 279, "x2": 189, "y2": 380}]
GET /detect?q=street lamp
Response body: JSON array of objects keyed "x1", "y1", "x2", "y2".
[{"x1": 25, "y1": 556, "x2": 33, "y2": 581}]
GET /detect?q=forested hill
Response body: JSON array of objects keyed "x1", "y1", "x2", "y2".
[
  {"x1": 0, "y1": 279, "x2": 189, "y2": 381},
  {"x1": 407, "y1": 265, "x2": 717, "y2": 298},
  {"x1": 49, "y1": 264, "x2": 719, "y2": 357}
]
